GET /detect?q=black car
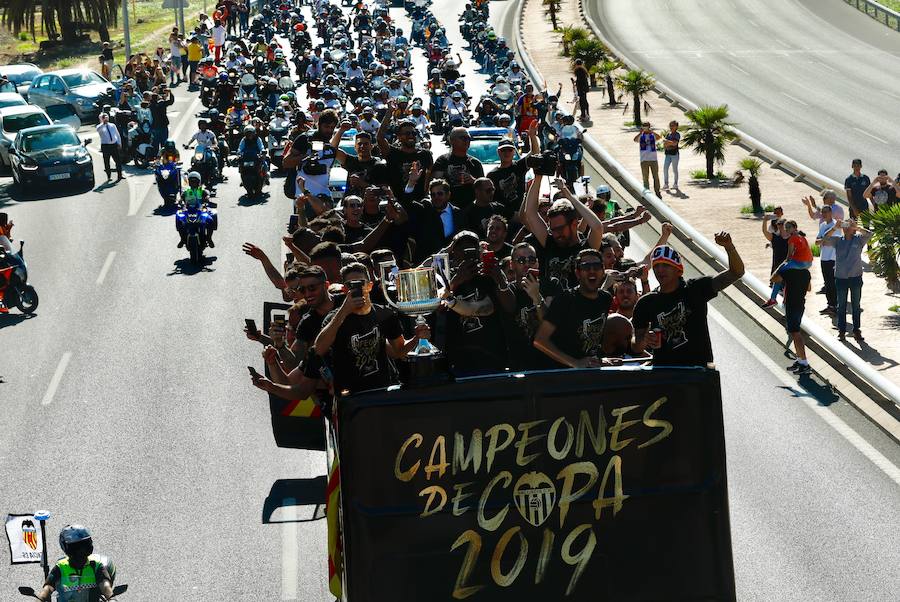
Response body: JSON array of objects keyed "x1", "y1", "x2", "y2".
[{"x1": 9, "y1": 124, "x2": 94, "y2": 189}]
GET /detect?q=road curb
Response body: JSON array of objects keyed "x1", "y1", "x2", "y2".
[{"x1": 511, "y1": 0, "x2": 900, "y2": 442}]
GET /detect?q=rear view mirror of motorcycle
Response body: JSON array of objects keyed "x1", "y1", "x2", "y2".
[
  {"x1": 83, "y1": 138, "x2": 93, "y2": 146},
  {"x1": 112, "y1": 584, "x2": 128, "y2": 595},
  {"x1": 18, "y1": 586, "x2": 38, "y2": 598}
]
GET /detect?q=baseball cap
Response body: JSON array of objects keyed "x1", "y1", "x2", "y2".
[{"x1": 497, "y1": 139, "x2": 515, "y2": 150}]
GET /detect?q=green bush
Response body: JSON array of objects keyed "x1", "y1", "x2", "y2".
[
  {"x1": 865, "y1": 204, "x2": 900, "y2": 290},
  {"x1": 560, "y1": 26, "x2": 590, "y2": 56},
  {"x1": 740, "y1": 203, "x2": 775, "y2": 214},
  {"x1": 18, "y1": 32, "x2": 29, "y2": 41},
  {"x1": 691, "y1": 169, "x2": 728, "y2": 180}
]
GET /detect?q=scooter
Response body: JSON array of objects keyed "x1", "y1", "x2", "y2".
[
  {"x1": 239, "y1": 154, "x2": 267, "y2": 197},
  {"x1": 19, "y1": 584, "x2": 128, "y2": 601},
  {"x1": 155, "y1": 161, "x2": 182, "y2": 207},
  {"x1": 268, "y1": 126, "x2": 289, "y2": 170},
  {"x1": 190, "y1": 144, "x2": 218, "y2": 188},
  {"x1": 176, "y1": 205, "x2": 215, "y2": 265},
  {"x1": 0, "y1": 240, "x2": 38, "y2": 314}
]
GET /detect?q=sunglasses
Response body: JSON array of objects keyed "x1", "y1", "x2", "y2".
[
  {"x1": 514, "y1": 256, "x2": 537, "y2": 264},
  {"x1": 286, "y1": 281, "x2": 323, "y2": 294},
  {"x1": 576, "y1": 261, "x2": 604, "y2": 271}
]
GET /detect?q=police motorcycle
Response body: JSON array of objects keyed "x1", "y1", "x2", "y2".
[
  {"x1": 0, "y1": 239, "x2": 37, "y2": 314},
  {"x1": 489, "y1": 76, "x2": 517, "y2": 116},
  {"x1": 557, "y1": 131, "x2": 585, "y2": 187},
  {"x1": 176, "y1": 172, "x2": 217, "y2": 265},
  {"x1": 154, "y1": 140, "x2": 182, "y2": 207},
  {"x1": 237, "y1": 126, "x2": 268, "y2": 198}
]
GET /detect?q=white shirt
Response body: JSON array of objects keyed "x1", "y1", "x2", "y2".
[
  {"x1": 189, "y1": 130, "x2": 217, "y2": 147},
  {"x1": 358, "y1": 117, "x2": 380, "y2": 134},
  {"x1": 817, "y1": 220, "x2": 840, "y2": 262},
  {"x1": 96, "y1": 121, "x2": 121, "y2": 145},
  {"x1": 440, "y1": 205, "x2": 454, "y2": 237},
  {"x1": 212, "y1": 25, "x2": 226, "y2": 46}
]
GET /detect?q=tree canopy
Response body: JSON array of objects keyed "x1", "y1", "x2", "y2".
[{"x1": 3, "y1": 0, "x2": 120, "y2": 45}]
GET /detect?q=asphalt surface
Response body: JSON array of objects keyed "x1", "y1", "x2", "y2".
[
  {"x1": 586, "y1": 0, "x2": 900, "y2": 182},
  {"x1": 0, "y1": 0, "x2": 898, "y2": 600}
]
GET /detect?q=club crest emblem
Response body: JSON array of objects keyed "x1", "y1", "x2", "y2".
[{"x1": 513, "y1": 472, "x2": 557, "y2": 527}]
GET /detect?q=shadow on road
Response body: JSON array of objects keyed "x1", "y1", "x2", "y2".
[
  {"x1": 152, "y1": 204, "x2": 179, "y2": 217},
  {"x1": 0, "y1": 181, "x2": 92, "y2": 204},
  {"x1": 0, "y1": 312, "x2": 34, "y2": 329},
  {"x1": 167, "y1": 255, "x2": 217, "y2": 275},
  {"x1": 237, "y1": 192, "x2": 270, "y2": 206},
  {"x1": 262, "y1": 476, "x2": 327, "y2": 524}
]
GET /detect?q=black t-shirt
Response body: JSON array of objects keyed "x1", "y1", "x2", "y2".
[
  {"x1": 386, "y1": 145, "x2": 434, "y2": 200},
  {"x1": 632, "y1": 276, "x2": 718, "y2": 367},
  {"x1": 432, "y1": 153, "x2": 484, "y2": 208},
  {"x1": 488, "y1": 159, "x2": 529, "y2": 216},
  {"x1": 537, "y1": 234, "x2": 589, "y2": 291},
  {"x1": 771, "y1": 233, "x2": 788, "y2": 271},
  {"x1": 343, "y1": 155, "x2": 381, "y2": 188},
  {"x1": 445, "y1": 275, "x2": 508, "y2": 374},
  {"x1": 320, "y1": 304, "x2": 403, "y2": 394},
  {"x1": 296, "y1": 304, "x2": 331, "y2": 347},
  {"x1": 543, "y1": 288, "x2": 613, "y2": 364},
  {"x1": 782, "y1": 268, "x2": 810, "y2": 311},
  {"x1": 491, "y1": 242, "x2": 514, "y2": 260},
  {"x1": 502, "y1": 284, "x2": 561, "y2": 371},
  {"x1": 343, "y1": 221, "x2": 372, "y2": 244},
  {"x1": 462, "y1": 201, "x2": 506, "y2": 237}
]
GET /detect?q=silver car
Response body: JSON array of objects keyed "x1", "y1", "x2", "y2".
[
  {"x1": 27, "y1": 68, "x2": 114, "y2": 122},
  {"x1": 0, "y1": 63, "x2": 43, "y2": 99},
  {"x1": 0, "y1": 104, "x2": 81, "y2": 168}
]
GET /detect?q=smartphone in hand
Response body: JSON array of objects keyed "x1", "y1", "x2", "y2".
[{"x1": 245, "y1": 318, "x2": 259, "y2": 335}]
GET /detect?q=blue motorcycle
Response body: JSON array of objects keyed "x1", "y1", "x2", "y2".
[
  {"x1": 155, "y1": 161, "x2": 182, "y2": 207},
  {"x1": 176, "y1": 206, "x2": 215, "y2": 265}
]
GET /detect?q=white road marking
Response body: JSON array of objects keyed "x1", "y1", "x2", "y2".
[
  {"x1": 853, "y1": 127, "x2": 888, "y2": 144},
  {"x1": 127, "y1": 181, "x2": 151, "y2": 217},
  {"x1": 815, "y1": 60, "x2": 837, "y2": 73},
  {"x1": 708, "y1": 306, "x2": 900, "y2": 487},
  {"x1": 281, "y1": 497, "x2": 298, "y2": 600},
  {"x1": 730, "y1": 63, "x2": 750, "y2": 76},
  {"x1": 882, "y1": 90, "x2": 900, "y2": 101},
  {"x1": 781, "y1": 92, "x2": 809, "y2": 106},
  {"x1": 96, "y1": 251, "x2": 117, "y2": 285},
  {"x1": 42, "y1": 352, "x2": 72, "y2": 406}
]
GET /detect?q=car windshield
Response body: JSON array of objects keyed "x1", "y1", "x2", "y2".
[
  {"x1": 4, "y1": 68, "x2": 40, "y2": 84},
  {"x1": 0, "y1": 97, "x2": 26, "y2": 109},
  {"x1": 21, "y1": 128, "x2": 79, "y2": 152},
  {"x1": 340, "y1": 141, "x2": 357, "y2": 157},
  {"x1": 3, "y1": 112, "x2": 50, "y2": 133},
  {"x1": 61, "y1": 71, "x2": 105, "y2": 88},
  {"x1": 468, "y1": 139, "x2": 508, "y2": 165}
]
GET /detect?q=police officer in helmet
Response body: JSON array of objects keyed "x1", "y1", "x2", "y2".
[{"x1": 36, "y1": 524, "x2": 118, "y2": 601}]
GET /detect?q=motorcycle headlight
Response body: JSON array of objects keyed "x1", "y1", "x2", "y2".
[{"x1": 194, "y1": 152, "x2": 204, "y2": 162}]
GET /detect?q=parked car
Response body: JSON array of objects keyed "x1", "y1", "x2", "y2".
[
  {"x1": 467, "y1": 127, "x2": 518, "y2": 169},
  {"x1": 27, "y1": 69, "x2": 114, "y2": 122},
  {"x1": 0, "y1": 104, "x2": 81, "y2": 168},
  {"x1": 0, "y1": 93, "x2": 27, "y2": 109},
  {"x1": 0, "y1": 64, "x2": 43, "y2": 99},
  {"x1": 9, "y1": 125, "x2": 94, "y2": 189}
]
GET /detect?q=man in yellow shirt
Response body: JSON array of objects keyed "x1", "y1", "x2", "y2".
[{"x1": 187, "y1": 35, "x2": 204, "y2": 89}]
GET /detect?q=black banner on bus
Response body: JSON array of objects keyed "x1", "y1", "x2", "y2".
[{"x1": 337, "y1": 368, "x2": 736, "y2": 601}]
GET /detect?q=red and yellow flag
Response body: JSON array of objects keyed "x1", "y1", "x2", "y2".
[{"x1": 281, "y1": 397, "x2": 322, "y2": 418}]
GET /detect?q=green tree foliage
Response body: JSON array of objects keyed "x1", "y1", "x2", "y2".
[
  {"x1": 682, "y1": 105, "x2": 739, "y2": 181},
  {"x1": 615, "y1": 69, "x2": 655, "y2": 127},
  {"x1": 3, "y1": 0, "x2": 120, "y2": 45},
  {"x1": 866, "y1": 204, "x2": 900, "y2": 290}
]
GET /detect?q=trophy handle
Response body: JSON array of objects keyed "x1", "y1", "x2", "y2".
[
  {"x1": 432, "y1": 253, "x2": 451, "y2": 291},
  {"x1": 378, "y1": 261, "x2": 401, "y2": 313}
]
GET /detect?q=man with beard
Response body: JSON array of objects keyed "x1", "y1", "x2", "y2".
[
  {"x1": 612, "y1": 279, "x2": 640, "y2": 319},
  {"x1": 523, "y1": 175, "x2": 605, "y2": 290},
  {"x1": 484, "y1": 215, "x2": 514, "y2": 260},
  {"x1": 431, "y1": 127, "x2": 485, "y2": 209},
  {"x1": 377, "y1": 103, "x2": 434, "y2": 200},
  {"x1": 534, "y1": 248, "x2": 615, "y2": 368},
  {"x1": 442, "y1": 231, "x2": 515, "y2": 375},
  {"x1": 283, "y1": 109, "x2": 340, "y2": 199},
  {"x1": 631, "y1": 232, "x2": 744, "y2": 366},
  {"x1": 330, "y1": 125, "x2": 383, "y2": 196},
  {"x1": 487, "y1": 121, "x2": 540, "y2": 219},
  {"x1": 407, "y1": 177, "x2": 465, "y2": 264},
  {"x1": 502, "y1": 242, "x2": 562, "y2": 370},
  {"x1": 461, "y1": 178, "x2": 505, "y2": 237}
]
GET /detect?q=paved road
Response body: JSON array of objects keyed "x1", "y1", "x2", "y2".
[
  {"x1": 0, "y1": 0, "x2": 898, "y2": 599},
  {"x1": 586, "y1": 0, "x2": 900, "y2": 183}
]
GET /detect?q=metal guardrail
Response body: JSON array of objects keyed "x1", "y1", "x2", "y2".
[
  {"x1": 844, "y1": 0, "x2": 900, "y2": 31},
  {"x1": 510, "y1": 0, "x2": 900, "y2": 406}
]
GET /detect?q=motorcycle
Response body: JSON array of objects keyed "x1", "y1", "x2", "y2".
[
  {"x1": 239, "y1": 154, "x2": 267, "y2": 197},
  {"x1": 268, "y1": 126, "x2": 289, "y2": 170},
  {"x1": 155, "y1": 161, "x2": 182, "y2": 207},
  {"x1": 127, "y1": 122, "x2": 154, "y2": 168},
  {"x1": 200, "y1": 77, "x2": 218, "y2": 108},
  {"x1": 176, "y1": 206, "x2": 215, "y2": 265},
  {"x1": 0, "y1": 240, "x2": 38, "y2": 314},
  {"x1": 557, "y1": 137, "x2": 584, "y2": 187},
  {"x1": 190, "y1": 144, "x2": 218, "y2": 187},
  {"x1": 19, "y1": 584, "x2": 127, "y2": 601}
]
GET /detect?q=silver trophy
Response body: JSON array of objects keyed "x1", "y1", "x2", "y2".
[{"x1": 379, "y1": 253, "x2": 450, "y2": 357}]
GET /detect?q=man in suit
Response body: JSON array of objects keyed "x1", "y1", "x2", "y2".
[{"x1": 406, "y1": 176, "x2": 464, "y2": 264}]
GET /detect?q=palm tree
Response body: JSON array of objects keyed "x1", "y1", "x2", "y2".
[
  {"x1": 866, "y1": 204, "x2": 900, "y2": 291},
  {"x1": 682, "y1": 105, "x2": 739, "y2": 182},
  {"x1": 571, "y1": 38, "x2": 607, "y2": 86},
  {"x1": 615, "y1": 69, "x2": 655, "y2": 127},
  {"x1": 543, "y1": 0, "x2": 561, "y2": 30},
  {"x1": 739, "y1": 157, "x2": 763, "y2": 213},
  {"x1": 560, "y1": 26, "x2": 589, "y2": 56},
  {"x1": 596, "y1": 59, "x2": 620, "y2": 105},
  {"x1": 3, "y1": 0, "x2": 119, "y2": 45}
]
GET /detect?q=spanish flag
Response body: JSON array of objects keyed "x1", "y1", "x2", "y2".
[
  {"x1": 326, "y1": 457, "x2": 343, "y2": 598},
  {"x1": 281, "y1": 397, "x2": 322, "y2": 418}
]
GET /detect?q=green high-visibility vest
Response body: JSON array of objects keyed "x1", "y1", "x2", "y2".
[
  {"x1": 184, "y1": 186, "x2": 206, "y2": 207},
  {"x1": 57, "y1": 555, "x2": 98, "y2": 599}
]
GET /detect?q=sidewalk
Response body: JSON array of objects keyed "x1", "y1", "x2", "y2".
[{"x1": 520, "y1": 0, "x2": 900, "y2": 385}]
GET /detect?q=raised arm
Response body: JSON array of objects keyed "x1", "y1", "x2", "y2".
[
  {"x1": 711, "y1": 231, "x2": 744, "y2": 292},
  {"x1": 523, "y1": 173, "x2": 548, "y2": 246},
  {"x1": 242, "y1": 242, "x2": 286, "y2": 289},
  {"x1": 376, "y1": 100, "x2": 395, "y2": 156},
  {"x1": 557, "y1": 178, "x2": 604, "y2": 248},
  {"x1": 761, "y1": 215, "x2": 774, "y2": 241}
]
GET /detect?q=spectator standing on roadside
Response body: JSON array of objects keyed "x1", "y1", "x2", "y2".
[
  {"x1": 844, "y1": 159, "x2": 870, "y2": 220},
  {"x1": 631, "y1": 233, "x2": 745, "y2": 366},
  {"x1": 814, "y1": 205, "x2": 840, "y2": 316},
  {"x1": 771, "y1": 220, "x2": 812, "y2": 282},
  {"x1": 149, "y1": 87, "x2": 175, "y2": 148},
  {"x1": 571, "y1": 59, "x2": 590, "y2": 122},
  {"x1": 99, "y1": 42, "x2": 113, "y2": 80},
  {"x1": 662, "y1": 120, "x2": 680, "y2": 191},
  {"x1": 864, "y1": 169, "x2": 900, "y2": 210},
  {"x1": 820, "y1": 219, "x2": 873, "y2": 342},
  {"x1": 782, "y1": 251, "x2": 812, "y2": 375},
  {"x1": 634, "y1": 122, "x2": 661, "y2": 197},
  {"x1": 187, "y1": 36, "x2": 203, "y2": 88},
  {"x1": 168, "y1": 32, "x2": 183, "y2": 85},
  {"x1": 212, "y1": 20, "x2": 227, "y2": 64},
  {"x1": 802, "y1": 190, "x2": 844, "y2": 222},
  {"x1": 238, "y1": 2, "x2": 250, "y2": 35}
]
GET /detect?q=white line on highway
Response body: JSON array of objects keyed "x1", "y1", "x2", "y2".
[
  {"x1": 41, "y1": 352, "x2": 72, "y2": 406},
  {"x1": 96, "y1": 251, "x2": 117, "y2": 285},
  {"x1": 853, "y1": 127, "x2": 888, "y2": 144},
  {"x1": 281, "y1": 497, "x2": 298, "y2": 600},
  {"x1": 882, "y1": 90, "x2": 900, "y2": 101},
  {"x1": 781, "y1": 92, "x2": 809, "y2": 106},
  {"x1": 730, "y1": 63, "x2": 750, "y2": 76},
  {"x1": 815, "y1": 60, "x2": 837, "y2": 73},
  {"x1": 708, "y1": 306, "x2": 900, "y2": 488}
]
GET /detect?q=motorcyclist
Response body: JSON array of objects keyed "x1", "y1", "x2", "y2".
[
  {"x1": 157, "y1": 138, "x2": 180, "y2": 164},
  {"x1": 409, "y1": 103, "x2": 430, "y2": 135},
  {"x1": 184, "y1": 120, "x2": 220, "y2": 179},
  {"x1": 214, "y1": 72, "x2": 236, "y2": 112},
  {"x1": 238, "y1": 125, "x2": 268, "y2": 174},
  {"x1": 178, "y1": 171, "x2": 215, "y2": 248},
  {"x1": 227, "y1": 100, "x2": 249, "y2": 126},
  {"x1": 268, "y1": 107, "x2": 291, "y2": 153},
  {"x1": 357, "y1": 105, "x2": 381, "y2": 135},
  {"x1": 35, "y1": 524, "x2": 117, "y2": 602}
]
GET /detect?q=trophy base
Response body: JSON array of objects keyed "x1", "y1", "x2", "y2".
[{"x1": 398, "y1": 350, "x2": 451, "y2": 389}]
